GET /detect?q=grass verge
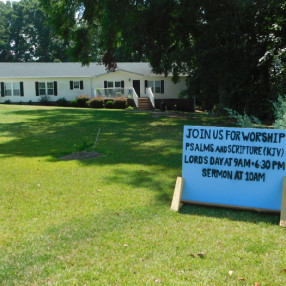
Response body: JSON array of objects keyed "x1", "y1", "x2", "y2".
[{"x1": 0, "y1": 105, "x2": 285, "y2": 285}]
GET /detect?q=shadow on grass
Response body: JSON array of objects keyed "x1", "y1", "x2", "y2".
[
  {"x1": 102, "y1": 168, "x2": 174, "y2": 204},
  {"x1": 0, "y1": 106, "x2": 186, "y2": 205},
  {"x1": 179, "y1": 203, "x2": 281, "y2": 225},
  {"x1": 1, "y1": 106, "x2": 280, "y2": 220},
  {"x1": 0, "y1": 107, "x2": 212, "y2": 167},
  {"x1": 0, "y1": 107, "x2": 281, "y2": 224}
]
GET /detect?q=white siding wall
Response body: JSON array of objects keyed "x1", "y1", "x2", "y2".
[
  {"x1": 144, "y1": 76, "x2": 187, "y2": 99},
  {"x1": 92, "y1": 71, "x2": 144, "y2": 97},
  {"x1": 0, "y1": 72, "x2": 186, "y2": 103},
  {"x1": 0, "y1": 77, "x2": 91, "y2": 103},
  {"x1": 92, "y1": 71, "x2": 186, "y2": 99}
]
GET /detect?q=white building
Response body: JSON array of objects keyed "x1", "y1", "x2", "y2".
[{"x1": 0, "y1": 62, "x2": 192, "y2": 110}]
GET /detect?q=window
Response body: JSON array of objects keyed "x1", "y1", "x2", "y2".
[
  {"x1": 73, "y1": 81, "x2": 80, "y2": 89},
  {"x1": 36, "y1": 81, "x2": 57, "y2": 96},
  {"x1": 155, "y1": 81, "x2": 161, "y2": 93},
  {"x1": 1, "y1": 82, "x2": 22, "y2": 96},
  {"x1": 47, "y1": 82, "x2": 54, "y2": 95},
  {"x1": 104, "y1": 81, "x2": 124, "y2": 96},
  {"x1": 70, "y1": 80, "x2": 83, "y2": 90},
  {"x1": 106, "y1": 82, "x2": 114, "y2": 96},
  {"x1": 115, "y1": 81, "x2": 121, "y2": 92},
  {"x1": 39, "y1": 82, "x2": 46, "y2": 95},
  {"x1": 145, "y1": 80, "x2": 164, "y2": 94},
  {"x1": 4, "y1": 83, "x2": 12, "y2": 96},
  {"x1": 105, "y1": 81, "x2": 124, "y2": 89},
  {"x1": 13, "y1": 82, "x2": 20, "y2": 96}
]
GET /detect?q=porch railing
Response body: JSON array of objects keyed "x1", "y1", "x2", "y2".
[
  {"x1": 146, "y1": 87, "x2": 155, "y2": 108},
  {"x1": 132, "y1": 88, "x2": 139, "y2": 108},
  {"x1": 94, "y1": 88, "x2": 139, "y2": 108}
]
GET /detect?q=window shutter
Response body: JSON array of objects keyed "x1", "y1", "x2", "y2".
[
  {"x1": 70, "y1": 81, "x2": 73, "y2": 90},
  {"x1": 1, "y1": 82, "x2": 4, "y2": 97},
  {"x1": 161, "y1": 80, "x2": 164, "y2": 94},
  {"x1": 80, "y1": 80, "x2": 84, "y2": 90},
  {"x1": 121, "y1": 81, "x2": 124, "y2": 88},
  {"x1": 35, "y1": 82, "x2": 39, "y2": 96},
  {"x1": 20, "y1": 82, "x2": 24, "y2": 97},
  {"x1": 54, "y1": 81, "x2": 58, "y2": 96},
  {"x1": 104, "y1": 81, "x2": 107, "y2": 88}
]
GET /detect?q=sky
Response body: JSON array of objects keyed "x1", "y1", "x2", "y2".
[{"x1": 0, "y1": 0, "x2": 21, "y2": 3}]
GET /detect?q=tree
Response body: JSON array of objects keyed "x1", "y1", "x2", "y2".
[
  {"x1": 0, "y1": 0, "x2": 78, "y2": 62},
  {"x1": 41, "y1": 0, "x2": 286, "y2": 118},
  {"x1": 0, "y1": 2, "x2": 13, "y2": 61}
]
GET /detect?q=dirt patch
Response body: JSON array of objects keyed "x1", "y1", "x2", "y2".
[{"x1": 61, "y1": 151, "x2": 105, "y2": 161}]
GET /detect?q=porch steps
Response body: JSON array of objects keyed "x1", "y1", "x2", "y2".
[{"x1": 138, "y1": 98, "x2": 153, "y2": 110}]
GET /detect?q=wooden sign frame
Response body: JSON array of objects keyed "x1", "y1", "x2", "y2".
[
  {"x1": 171, "y1": 176, "x2": 286, "y2": 227},
  {"x1": 280, "y1": 177, "x2": 286, "y2": 226}
]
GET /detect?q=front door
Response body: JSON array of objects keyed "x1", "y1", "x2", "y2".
[{"x1": 133, "y1": 80, "x2": 140, "y2": 97}]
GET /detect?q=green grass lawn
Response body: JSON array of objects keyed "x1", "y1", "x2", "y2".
[{"x1": 0, "y1": 105, "x2": 285, "y2": 285}]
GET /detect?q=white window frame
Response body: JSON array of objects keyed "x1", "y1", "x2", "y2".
[
  {"x1": 4, "y1": 83, "x2": 12, "y2": 96},
  {"x1": 105, "y1": 81, "x2": 123, "y2": 95},
  {"x1": 155, "y1": 81, "x2": 161, "y2": 93},
  {"x1": 4, "y1": 82, "x2": 21, "y2": 96},
  {"x1": 73, "y1": 81, "x2": 80, "y2": 89},
  {"x1": 39, "y1": 81, "x2": 54, "y2": 96},
  {"x1": 114, "y1": 81, "x2": 121, "y2": 93},
  {"x1": 13, "y1": 82, "x2": 20, "y2": 96},
  {"x1": 47, "y1": 82, "x2": 54, "y2": 95},
  {"x1": 39, "y1": 82, "x2": 46, "y2": 96},
  {"x1": 106, "y1": 81, "x2": 121, "y2": 88},
  {"x1": 147, "y1": 80, "x2": 161, "y2": 94},
  {"x1": 107, "y1": 81, "x2": 114, "y2": 88}
]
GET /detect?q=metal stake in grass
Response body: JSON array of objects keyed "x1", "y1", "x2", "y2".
[{"x1": 93, "y1": 128, "x2": 101, "y2": 152}]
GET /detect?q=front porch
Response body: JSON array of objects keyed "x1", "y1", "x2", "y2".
[{"x1": 94, "y1": 87, "x2": 155, "y2": 109}]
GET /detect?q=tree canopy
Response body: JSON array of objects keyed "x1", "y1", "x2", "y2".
[
  {"x1": 0, "y1": 0, "x2": 72, "y2": 62},
  {"x1": 0, "y1": 0, "x2": 104, "y2": 62},
  {"x1": 9, "y1": 0, "x2": 286, "y2": 118}
]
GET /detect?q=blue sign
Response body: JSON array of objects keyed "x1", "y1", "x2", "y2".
[{"x1": 182, "y1": 126, "x2": 286, "y2": 210}]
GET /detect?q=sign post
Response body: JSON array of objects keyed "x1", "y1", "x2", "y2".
[
  {"x1": 171, "y1": 126, "x2": 286, "y2": 227},
  {"x1": 280, "y1": 177, "x2": 286, "y2": 227},
  {"x1": 170, "y1": 177, "x2": 184, "y2": 211}
]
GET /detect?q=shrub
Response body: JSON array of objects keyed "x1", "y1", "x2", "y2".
[
  {"x1": 76, "y1": 95, "x2": 90, "y2": 107},
  {"x1": 4, "y1": 99, "x2": 11, "y2": 104},
  {"x1": 74, "y1": 137, "x2": 93, "y2": 152},
  {"x1": 114, "y1": 97, "x2": 127, "y2": 109},
  {"x1": 89, "y1": 97, "x2": 104, "y2": 108},
  {"x1": 38, "y1": 95, "x2": 50, "y2": 106},
  {"x1": 56, "y1": 97, "x2": 69, "y2": 106},
  {"x1": 127, "y1": 98, "x2": 135, "y2": 107},
  {"x1": 105, "y1": 100, "x2": 114, "y2": 109},
  {"x1": 71, "y1": 100, "x2": 77, "y2": 107},
  {"x1": 225, "y1": 108, "x2": 261, "y2": 128},
  {"x1": 273, "y1": 95, "x2": 286, "y2": 129}
]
